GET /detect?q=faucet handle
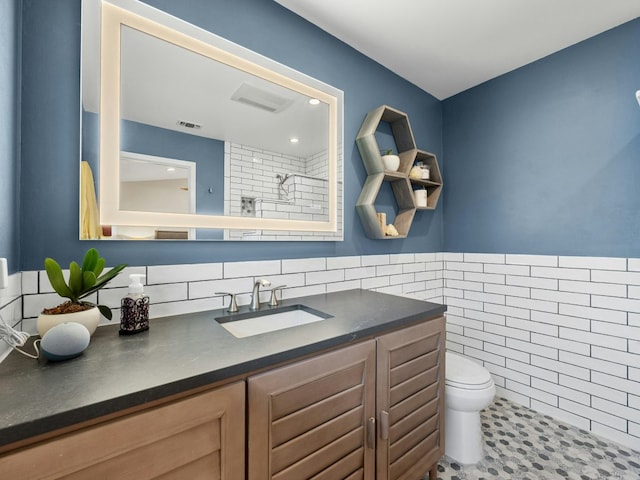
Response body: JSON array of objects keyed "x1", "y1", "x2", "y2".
[
  {"x1": 269, "y1": 285, "x2": 287, "y2": 307},
  {"x1": 215, "y1": 292, "x2": 239, "y2": 313}
]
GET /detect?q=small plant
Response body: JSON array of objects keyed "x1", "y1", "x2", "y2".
[
  {"x1": 43, "y1": 248, "x2": 127, "y2": 320},
  {"x1": 381, "y1": 149, "x2": 394, "y2": 156}
]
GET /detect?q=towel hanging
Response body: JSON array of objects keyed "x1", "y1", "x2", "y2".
[{"x1": 80, "y1": 161, "x2": 102, "y2": 240}]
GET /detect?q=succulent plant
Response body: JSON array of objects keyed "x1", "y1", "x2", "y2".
[{"x1": 43, "y1": 248, "x2": 127, "y2": 320}]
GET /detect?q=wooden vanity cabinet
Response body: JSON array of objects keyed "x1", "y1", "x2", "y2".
[
  {"x1": 247, "y1": 316, "x2": 445, "y2": 480},
  {"x1": 0, "y1": 381, "x2": 245, "y2": 480},
  {"x1": 0, "y1": 315, "x2": 444, "y2": 480}
]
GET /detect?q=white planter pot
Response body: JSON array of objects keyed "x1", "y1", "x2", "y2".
[
  {"x1": 37, "y1": 306, "x2": 101, "y2": 337},
  {"x1": 381, "y1": 154, "x2": 400, "y2": 171}
]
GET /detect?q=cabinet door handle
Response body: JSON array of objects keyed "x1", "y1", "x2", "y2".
[
  {"x1": 367, "y1": 417, "x2": 376, "y2": 449},
  {"x1": 380, "y1": 410, "x2": 389, "y2": 441}
]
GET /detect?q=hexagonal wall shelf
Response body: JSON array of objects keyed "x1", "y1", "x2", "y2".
[
  {"x1": 356, "y1": 105, "x2": 443, "y2": 239},
  {"x1": 407, "y1": 149, "x2": 443, "y2": 210},
  {"x1": 356, "y1": 173, "x2": 415, "y2": 239},
  {"x1": 355, "y1": 105, "x2": 416, "y2": 176}
]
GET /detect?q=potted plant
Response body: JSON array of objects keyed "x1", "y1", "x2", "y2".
[
  {"x1": 380, "y1": 149, "x2": 400, "y2": 171},
  {"x1": 38, "y1": 248, "x2": 127, "y2": 337}
]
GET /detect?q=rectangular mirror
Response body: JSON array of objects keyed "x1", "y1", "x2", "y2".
[{"x1": 81, "y1": 0, "x2": 343, "y2": 241}]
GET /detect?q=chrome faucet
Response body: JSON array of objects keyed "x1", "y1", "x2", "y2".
[
  {"x1": 269, "y1": 285, "x2": 286, "y2": 307},
  {"x1": 215, "y1": 292, "x2": 239, "y2": 313},
  {"x1": 250, "y1": 278, "x2": 271, "y2": 310}
]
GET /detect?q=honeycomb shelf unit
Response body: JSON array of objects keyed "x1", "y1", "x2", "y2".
[{"x1": 355, "y1": 105, "x2": 443, "y2": 239}]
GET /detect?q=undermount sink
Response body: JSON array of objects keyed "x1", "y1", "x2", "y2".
[{"x1": 215, "y1": 304, "x2": 333, "y2": 338}]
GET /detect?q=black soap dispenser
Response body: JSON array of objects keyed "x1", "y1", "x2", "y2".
[{"x1": 119, "y1": 274, "x2": 150, "y2": 335}]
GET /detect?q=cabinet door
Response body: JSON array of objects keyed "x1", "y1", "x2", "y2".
[
  {"x1": 0, "y1": 381, "x2": 245, "y2": 480},
  {"x1": 376, "y1": 317, "x2": 445, "y2": 480},
  {"x1": 248, "y1": 340, "x2": 376, "y2": 480}
]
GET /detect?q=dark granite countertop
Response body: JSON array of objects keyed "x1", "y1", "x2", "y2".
[{"x1": 0, "y1": 289, "x2": 445, "y2": 449}]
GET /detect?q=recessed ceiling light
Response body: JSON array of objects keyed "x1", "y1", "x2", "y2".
[
  {"x1": 290, "y1": 137, "x2": 299, "y2": 143},
  {"x1": 166, "y1": 167, "x2": 176, "y2": 172},
  {"x1": 308, "y1": 98, "x2": 320, "y2": 105}
]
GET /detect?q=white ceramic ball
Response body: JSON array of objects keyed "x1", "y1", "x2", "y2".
[{"x1": 40, "y1": 322, "x2": 91, "y2": 361}]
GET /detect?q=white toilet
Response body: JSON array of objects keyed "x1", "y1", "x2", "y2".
[{"x1": 444, "y1": 351, "x2": 496, "y2": 465}]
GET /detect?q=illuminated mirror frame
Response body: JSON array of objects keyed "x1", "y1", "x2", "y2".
[{"x1": 99, "y1": 0, "x2": 342, "y2": 234}]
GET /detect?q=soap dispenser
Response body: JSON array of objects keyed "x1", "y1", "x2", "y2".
[{"x1": 119, "y1": 274, "x2": 150, "y2": 335}]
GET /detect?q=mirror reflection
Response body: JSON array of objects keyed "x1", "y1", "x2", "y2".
[{"x1": 80, "y1": 0, "x2": 343, "y2": 241}]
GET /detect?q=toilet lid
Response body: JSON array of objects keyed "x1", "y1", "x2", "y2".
[{"x1": 446, "y1": 351, "x2": 493, "y2": 389}]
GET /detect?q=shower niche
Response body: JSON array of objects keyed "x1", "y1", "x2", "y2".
[{"x1": 240, "y1": 197, "x2": 256, "y2": 217}]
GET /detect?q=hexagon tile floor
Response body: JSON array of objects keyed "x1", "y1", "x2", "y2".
[{"x1": 430, "y1": 398, "x2": 640, "y2": 480}]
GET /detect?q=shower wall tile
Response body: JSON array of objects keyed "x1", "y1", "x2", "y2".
[{"x1": 225, "y1": 142, "x2": 341, "y2": 241}]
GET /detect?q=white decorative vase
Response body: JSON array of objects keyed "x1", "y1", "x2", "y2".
[
  {"x1": 37, "y1": 306, "x2": 101, "y2": 337},
  {"x1": 381, "y1": 154, "x2": 400, "y2": 171}
]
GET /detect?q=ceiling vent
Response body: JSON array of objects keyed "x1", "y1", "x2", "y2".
[
  {"x1": 231, "y1": 82, "x2": 294, "y2": 113},
  {"x1": 177, "y1": 120, "x2": 202, "y2": 129}
]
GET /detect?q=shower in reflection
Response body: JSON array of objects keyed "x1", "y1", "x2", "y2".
[{"x1": 276, "y1": 173, "x2": 291, "y2": 201}]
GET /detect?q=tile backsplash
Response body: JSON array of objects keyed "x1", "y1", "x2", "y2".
[
  {"x1": 0, "y1": 272, "x2": 22, "y2": 362},
  {"x1": 5, "y1": 252, "x2": 640, "y2": 450},
  {"x1": 19, "y1": 253, "x2": 443, "y2": 330}
]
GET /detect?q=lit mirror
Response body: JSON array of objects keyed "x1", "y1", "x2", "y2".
[{"x1": 80, "y1": 0, "x2": 343, "y2": 241}]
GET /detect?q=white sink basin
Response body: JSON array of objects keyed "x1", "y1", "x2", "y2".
[{"x1": 216, "y1": 305, "x2": 332, "y2": 338}]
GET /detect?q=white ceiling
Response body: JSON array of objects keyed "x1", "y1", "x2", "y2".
[
  {"x1": 119, "y1": 25, "x2": 329, "y2": 158},
  {"x1": 275, "y1": 0, "x2": 640, "y2": 99}
]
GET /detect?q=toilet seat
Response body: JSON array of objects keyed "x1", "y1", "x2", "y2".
[
  {"x1": 446, "y1": 351, "x2": 493, "y2": 389},
  {"x1": 446, "y1": 378, "x2": 494, "y2": 390}
]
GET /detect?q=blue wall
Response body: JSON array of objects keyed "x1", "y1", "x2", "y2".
[
  {"x1": 0, "y1": 0, "x2": 20, "y2": 273},
  {"x1": 119, "y1": 119, "x2": 225, "y2": 217},
  {"x1": 443, "y1": 19, "x2": 640, "y2": 257},
  {"x1": 120, "y1": 118, "x2": 226, "y2": 240},
  {"x1": 17, "y1": 0, "x2": 443, "y2": 270},
  {"x1": 17, "y1": 1, "x2": 638, "y2": 271},
  {"x1": 83, "y1": 112, "x2": 225, "y2": 222}
]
